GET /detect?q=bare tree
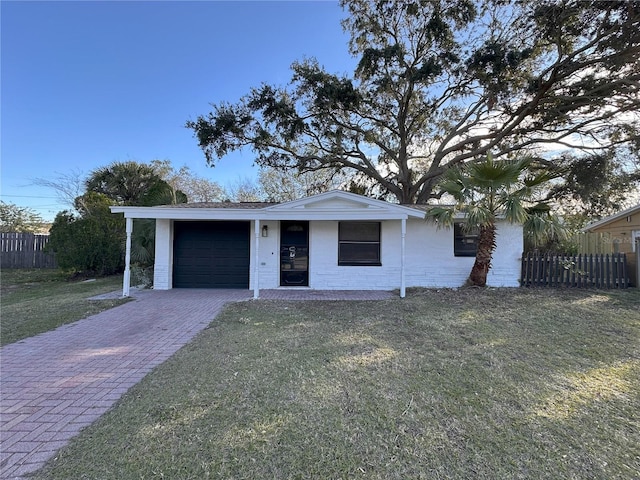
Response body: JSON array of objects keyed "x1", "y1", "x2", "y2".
[
  {"x1": 150, "y1": 160, "x2": 225, "y2": 202},
  {"x1": 258, "y1": 168, "x2": 348, "y2": 202},
  {"x1": 32, "y1": 169, "x2": 86, "y2": 209}
]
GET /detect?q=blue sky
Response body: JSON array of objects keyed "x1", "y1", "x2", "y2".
[{"x1": 1, "y1": 1, "x2": 355, "y2": 220}]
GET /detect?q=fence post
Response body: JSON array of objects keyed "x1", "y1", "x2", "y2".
[
  {"x1": 621, "y1": 253, "x2": 628, "y2": 289},
  {"x1": 636, "y1": 237, "x2": 640, "y2": 288}
]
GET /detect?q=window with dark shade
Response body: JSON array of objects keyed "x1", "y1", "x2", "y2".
[
  {"x1": 338, "y1": 222, "x2": 381, "y2": 266},
  {"x1": 454, "y1": 222, "x2": 479, "y2": 257}
]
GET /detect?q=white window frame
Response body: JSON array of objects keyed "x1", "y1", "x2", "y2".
[{"x1": 632, "y1": 230, "x2": 640, "y2": 253}]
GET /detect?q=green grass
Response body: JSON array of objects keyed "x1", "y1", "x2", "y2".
[
  {"x1": 34, "y1": 288, "x2": 640, "y2": 479},
  {"x1": 1, "y1": 269, "x2": 129, "y2": 346}
]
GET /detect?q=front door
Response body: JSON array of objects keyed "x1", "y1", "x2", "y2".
[{"x1": 280, "y1": 221, "x2": 309, "y2": 286}]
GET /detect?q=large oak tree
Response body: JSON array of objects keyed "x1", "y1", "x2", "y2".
[{"x1": 188, "y1": 0, "x2": 639, "y2": 204}]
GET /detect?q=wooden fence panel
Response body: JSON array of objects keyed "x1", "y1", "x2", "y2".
[
  {"x1": 1, "y1": 232, "x2": 57, "y2": 269},
  {"x1": 521, "y1": 252, "x2": 628, "y2": 289}
]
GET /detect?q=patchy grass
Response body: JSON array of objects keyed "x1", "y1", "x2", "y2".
[
  {"x1": 1, "y1": 269, "x2": 129, "y2": 346},
  {"x1": 34, "y1": 288, "x2": 640, "y2": 479}
]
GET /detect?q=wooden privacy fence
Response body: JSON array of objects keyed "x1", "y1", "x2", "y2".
[
  {"x1": 521, "y1": 252, "x2": 628, "y2": 289},
  {"x1": 1, "y1": 232, "x2": 57, "y2": 269}
]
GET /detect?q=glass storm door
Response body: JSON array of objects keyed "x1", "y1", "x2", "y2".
[{"x1": 280, "y1": 221, "x2": 309, "y2": 286}]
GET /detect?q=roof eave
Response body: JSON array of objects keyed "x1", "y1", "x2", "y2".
[
  {"x1": 582, "y1": 204, "x2": 640, "y2": 232},
  {"x1": 109, "y1": 205, "x2": 415, "y2": 221}
]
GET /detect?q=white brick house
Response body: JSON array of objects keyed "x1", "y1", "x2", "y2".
[{"x1": 110, "y1": 190, "x2": 523, "y2": 298}]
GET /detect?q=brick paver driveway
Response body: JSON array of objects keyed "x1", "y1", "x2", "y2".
[{"x1": 0, "y1": 288, "x2": 392, "y2": 479}]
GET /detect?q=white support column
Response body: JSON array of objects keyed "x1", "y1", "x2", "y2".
[
  {"x1": 400, "y1": 218, "x2": 406, "y2": 298},
  {"x1": 254, "y1": 219, "x2": 260, "y2": 299},
  {"x1": 123, "y1": 217, "x2": 133, "y2": 297},
  {"x1": 636, "y1": 237, "x2": 639, "y2": 290}
]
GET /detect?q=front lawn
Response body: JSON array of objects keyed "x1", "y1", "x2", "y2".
[
  {"x1": 34, "y1": 288, "x2": 640, "y2": 479},
  {"x1": 0, "y1": 269, "x2": 129, "y2": 346}
]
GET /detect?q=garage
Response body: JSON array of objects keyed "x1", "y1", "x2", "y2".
[{"x1": 173, "y1": 221, "x2": 250, "y2": 288}]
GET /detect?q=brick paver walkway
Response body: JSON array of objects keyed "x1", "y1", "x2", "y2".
[{"x1": 0, "y1": 288, "x2": 393, "y2": 479}]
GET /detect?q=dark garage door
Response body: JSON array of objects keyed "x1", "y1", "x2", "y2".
[{"x1": 173, "y1": 221, "x2": 250, "y2": 288}]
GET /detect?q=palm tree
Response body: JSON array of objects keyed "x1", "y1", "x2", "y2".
[
  {"x1": 130, "y1": 177, "x2": 188, "y2": 269},
  {"x1": 86, "y1": 161, "x2": 163, "y2": 205},
  {"x1": 86, "y1": 161, "x2": 188, "y2": 271},
  {"x1": 522, "y1": 203, "x2": 570, "y2": 253},
  {"x1": 426, "y1": 154, "x2": 557, "y2": 287}
]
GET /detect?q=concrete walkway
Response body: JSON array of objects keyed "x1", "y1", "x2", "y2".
[{"x1": 0, "y1": 289, "x2": 393, "y2": 479}]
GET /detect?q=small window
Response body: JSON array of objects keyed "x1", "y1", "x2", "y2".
[
  {"x1": 338, "y1": 222, "x2": 381, "y2": 266},
  {"x1": 633, "y1": 230, "x2": 640, "y2": 253},
  {"x1": 454, "y1": 222, "x2": 478, "y2": 257}
]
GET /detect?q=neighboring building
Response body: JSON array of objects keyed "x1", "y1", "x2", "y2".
[
  {"x1": 583, "y1": 204, "x2": 640, "y2": 286},
  {"x1": 110, "y1": 190, "x2": 523, "y2": 297}
]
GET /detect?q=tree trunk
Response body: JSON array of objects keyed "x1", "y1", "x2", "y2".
[{"x1": 467, "y1": 223, "x2": 497, "y2": 287}]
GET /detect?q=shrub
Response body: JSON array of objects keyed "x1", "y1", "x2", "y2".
[{"x1": 47, "y1": 193, "x2": 125, "y2": 275}]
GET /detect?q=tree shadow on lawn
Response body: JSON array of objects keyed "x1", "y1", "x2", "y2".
[{"x1": 34, "y1": 288, "x2": 640, "y2": 480}]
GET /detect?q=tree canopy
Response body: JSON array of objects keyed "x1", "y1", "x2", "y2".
[
  {"x1": 544, "y1": 147, "x2": 640, "y2": 220},
  {"x1": 85, "y1": 161, "x2": 187, "y2": 206},
  {"x1": 258, "y1": 168, "x2": 348, "y2": 202},
  {"x1": 48, "y1": 193, "x2": 125, "y2": 275},
  {"x1": 47, "y1": 160, "x2": 188, "y2": 275},
  {"x1": 149, "y1": 160, "x2": 225, "y2": 203},
  {"x1": 188, "y1": 0, "x2": 640, "y2": 204},
  {"x1": 0, "y1": 202, "x2": 47, "y2": 233}
]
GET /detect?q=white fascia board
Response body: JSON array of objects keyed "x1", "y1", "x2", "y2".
[
  {"x1": 109, "y1": 206, "x2": 261, "y2": 220},
  {"x1": 380, "y1": 205, "x2": 425, "y2": 218},
  {"x1": 260, "y1": 211, "x2": 410, "y2": 221},
  {"x1": 278, "y1": 202, "x2": 425, "y2": 219},
  {"x1": 264, "y1": 190, "x2": 424, "y2": 218},
  {"x1": 109, "y1": 204, "x2": 514, "y2": 222},
  {"x1": 109, "y1": 205, "x2": 413, "y2": 221}
]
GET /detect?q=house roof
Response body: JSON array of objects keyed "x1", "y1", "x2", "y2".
[
  {"x1": 110, "y1": 190, "x2": 427, "y2": 221},
  {"x1": 157, "y1": 201, "x2": 276, "y2": 209},
  {"x1": 583, "y1": 204, "x2": 640, "y2": 232},
  {"x1": 401, "y1": 204, "x2": 432, "y2": 212}
]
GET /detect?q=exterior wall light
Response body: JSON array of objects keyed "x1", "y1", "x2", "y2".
[{"x1": 262, "y1": 225, "x2": 269, "y2": 237}]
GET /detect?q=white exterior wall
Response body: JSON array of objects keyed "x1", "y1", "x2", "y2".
[
  {"x1": 308, "y1": 221, "x2": 403, "y2": 290},
  {"x1": 250, "y1": 220, "x2": 280, "y2": 291},
  {"x1": 153, "y1": 219, "x2": 173, "y2": 290},
  {"x1": 154, "y1": 218, "x2": 522, "y2": 291},
  {"x1": 250, "y1": 220, "x2": 404, "y2": 290},
  {"x1": 404, "y1": 220, "x2": 466, "y2": 288},
  {"x1": 484, "y1": 221, "x2": 523, "y2": 287},
  {"x1": 251, "y1": 219, "x2": 522, "y2": 290},
  {"x1": 404, "y1": 219, "x2": 522, "y2": 288}
]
